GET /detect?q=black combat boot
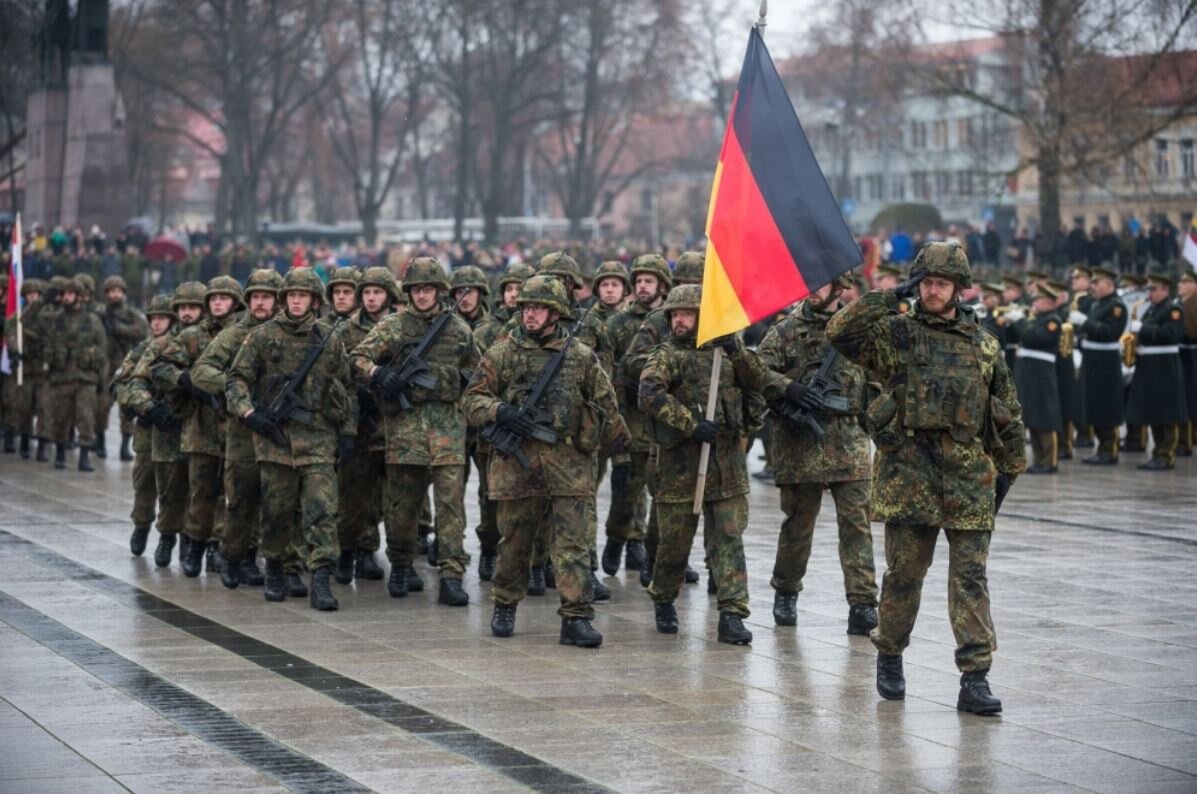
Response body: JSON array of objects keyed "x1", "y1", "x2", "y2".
[
  {"x1": 67, "y1": 427, "x2": 77, "y2": 450},
  {"x1": 684, "y1": 564, "x2": 700, "y2": 584},
  {"x1": 528, "y1": 567, "x2": 546, "y2": 596},
  {"x1": 543, "y1": 560, "x2": 556, "y2": 589},
  {"x1": 601, "y1": 539, "x2": 625, "y2": 576},
  {"x1": 54, "y1": 444, "x2": 66, "y2": 469},
  {"x1": 639, "y1": 552, "x2": 655, "y2": 588},
  {"x1": 491, "y1": 604, "x2": 516, "y2": 638},
  {"x1": 876, "y1": 653, "x2": 905, "y2": 700},
  {"x1": 205, "y1": 541, "x2": 225, "y2": 574},
  {"x1": 773, "y1": 591, "x2": 798, "y2": 626},
  {"x1": 239, "y1": 551, "x2": 265, "y2": 586},
  {"x1": 438, "y1": 577, "x2": 469, "y2": 606},
  {"x1": 707, "y1": 573, "x2": 718, "y2": 595},
  {"x1": 264, "y1": 560, "x2": 287, "y2": 602},
  {"x1": 153, "y1": 534, "x2": 177, "y2": 568},
  {"x1": 119, "y1": 433, "x2": 134, "y2": 461},
  {"x1": 654, "y1": 602, "x2": 678, "y2": 634},
  {"x1": 717, "y1": 612, "x2": 753, "y2": 645},
  {"x1": 405, "y1": 565, "x2": 424, "y2": 592},
  {"x1": 625, "y1": 539, "x2": 646, "y2": 571},
  {"x1": 181, "y1": 536, "x2": 204, "y2": 577},
  {"x1": 355, "y1": 550, "x2": 384, "y2": 580},
  {"x1": 129, "y1": 525, "x2": 150, "y2": 557},
  {"x1": 559, "y1": 617, "x2": 603, "y2": 648},
  {"x1": 387, "y1": 566, "x2": 409, "y2": 598},
  {"x1": 178, "y1": 534, "x2": 191, "y2": 562},
  {"x1": 221, "y1": 556, "x2": 240, "y2": 589},
  {"x1": 957, "y1": 671, "x2": 1002, "y2": 715},
  {"x1": 477, "y1": 551, "x2": 497, "y2": 582},
  {"x1": 3, "y1": 430, "x2": 14, "y2": 453},
  {"x1": 847, "y1": 603, "x2": 879, "y2": 635},
  {"x1": 335, "y1": 549, "x2": 355, "y2": 585},
  {"x1": 285, "y1": 571, "x2": 309, "y2": 597},
  {"x1": 93, "y1": 434, "x2": 107, "y2": 459},
  {"x1": 19, "y1": 434, "x2": 30, "y2": 459},
  {"x1": 36, "y1": 438, "x2": 50, "y2": 462},
  {"x1": 309, "y1": 566, "x2": 339, "y2": 611},
  {"x1": 590, "y1": 571, "x2": 611, "y2": 602},
  {"x1": 77, "y1": 447, "x2": 94, "y2": 472}
]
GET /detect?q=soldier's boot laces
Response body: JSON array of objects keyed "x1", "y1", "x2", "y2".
[
  {"x1": 477, "y1": 552, "x2": 497, "y2": 582},
  {"x1": 591, "y1": 571, "x2": 611, "y2": 602},
  {"x1": 717, "y1": 612, "x2": 753, "y2": 645},
  {"x1": 264, "y1": 560, "x2": 287, "y2": 602},
  {"x1": 559, "y1": 617, "x2": 603, "y2": 648},
  {"x1": 335, "y1": 549, "x2": 356, "y2": 585},
  {"x1": 94, "y1": 434, "x2": 106, "y2": 459},
  {"x1": 654, "y1": 602, "x2": 678, "y2": 634},
  {"x1": 847, "y1": 603, "x2": 879, "y2": 635},
  {"x1": 309, "y1": 566, "x2": 339, "y2": 611},
  {"x1": 119, "y1": 433, "x2": 134, "y2": 461},
  {"x1": 405, "y1": 565, "x2": 424, "y2": 592},
  {"x1": 387, "y1": 566, "x2": 409, "y2": 598},
  {"x1": 601, "y1": 539, "x2": 624, "y2": 576},
  {"x1": 773, "y1": 591, "x2": 798, "y2": 627},
  {"x1": 438, "y1": 577, "x2": 469, "y2": 607},
  {"x1": 221, "y1": 554, "x2": 240, "y2": 589},
  {"x1": 285, "y1": 571, "x2": 309, "y2": 598},
  {"x1": 639, "y1": 553, "x2": 655, "y2": 588},
  {"x1": 129, "y1": 526, "x2": 150, "y2": 557},
  {"x1": 36, "y1": 439, "x2": 50, "y2": 462},
  {"x1": 876, "y1": 653, "x2": 906, "y2": 700},
  {"x1": 625, "y1": 539, "x2": 647, "y2": 571},
  {"x1": 3, "y1": 430, "x2": 14, "y2": 453},
  {"x1": 205, "y1": 541, "x2": 225, "y2": 574},
  {"x1": 355, "y1": 550, "x2": 384, "y2": 580},
  {"x1": 491, "y1": 604, "x2": 516, "y2": 638},
  {"x1": 239, "y1": 551, "x2": 265, "y2": 586},
  {"x1": 684, "y1": 564, "x2": 701, "y2": 585},
  {"x1": 528, "y1": 567, "x2": 547, "y2": 596},
  {"x1": 543, "y1": 561, "x2": 557, "y2": 589},
  {"x1": 19, "y1": 434, "x2": 30, "y2": 459},
  {"x1": 181, "y1": 536, "x2": 204, "y2": 577},
  {"x1": 957, "y1": 671, "x2": 1002, "y2": 715},
  {"x1": 153, "y1": 534, "x2": 177, "y2": 568},
  {"x1": 77, "y1": 447, "x2": 94, "y2": 472},
  {"x1": 53, "y1": 444, "x2": 66, "y2": 469}
]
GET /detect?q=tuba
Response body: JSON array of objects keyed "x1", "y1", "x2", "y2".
[
  {"x1": 1059, "y1": 322, "x2": 1075, "y2": 358},
  {"x1": 1121, "y1": 330, "x2": 1137, "y2": 368}
]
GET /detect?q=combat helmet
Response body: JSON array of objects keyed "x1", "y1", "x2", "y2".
[
  {"x1": 245, "y1": 268, "x2": 283, "y2": 296},
  {"x1": 325, "y1": 266, "x2": 360, "y2": 300},
  {"x1": 49, "y1": 275, "x2": 70, "y2": 292},
  {"x1": 76, "y1": 273, "x2": 96, "y2": 296},
  {"x1": 62, "y1": 277, "x2": 85, "y2": 295},
  {"x1": 516, "y1": 274, "x2": 573, "y2": 319},
  {"x1": 357, "y1": 266, "x2": 400, "y2": 305},
  {"x1": 450, "y1": 265, "x2": 491, "y2": 296},
  {"x1": 279, "y1": 267, "x2": 325, "y2": 299},
  {"x1": 172, "y1": 281, "x2": 207, "y2": 309},
  {"x1": 909, "y1": 242, "x2": 972, "y2": 288},
  {"x1": 673, "y1": 251, "x2": 705, "y2": 285},
  {"x1": 146, "y1": 294, "x2": 177, "y2": 320},
  {"x1": 662, "y1": 284, "x2": 702, "y2": 315},
  {"x1": 101, "y1": 275, "x2": 128, "y2": 294},
  {"x1": 21, "y1": 278, "x2": 47, "y2": 297},
  {"x1": 205, "y1": 275, "x2": 246, "y2": 309},
  {"x1": 591, "y1": 260, "x2": 630, "y2": 292},
  {"x1": 630, "y1": 253, "x2": 673, "y2": 291},
  {"x1": 537, "y1": 252, "x2": 584, "y2": 289},
  {"x1": 403, "y1": 257, "x2": 450, "y2": 292},
  {"x1": 498, "y1": 262, "x2": 536, "y2": 289}
]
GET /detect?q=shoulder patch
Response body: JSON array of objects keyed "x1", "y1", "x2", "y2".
[
  {"x1": 1047, "y1": 320, "x2": 1058, "y2": 332},
  {"x1": 979, "y1": 331, "x2": 1001, "y2": 359},
  {"x1": 1172, "y1": 308, "x2": 1182, "y2": 321},
  {"x1": 1112, "y1": 306, "x2": 1123, "y2": 318}
]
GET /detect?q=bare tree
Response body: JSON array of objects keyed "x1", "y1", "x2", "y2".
[{"x1": 0, "y1": 0, "x2": 45, "y2": 212}]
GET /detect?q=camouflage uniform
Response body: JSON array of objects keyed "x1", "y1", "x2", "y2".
[
  {"x1": 349, "y1": 258, "x2": 479, "y2": 591},
  {"x1": 45, "y1": 280, "x2": 109, "y2": 451},
  {"x1": 3, "y1": 281, "x2": 54, "y2": 450},
  {"x1": 827, "y1": 243, "x2": 1026, "y2": 675},
  {"x1": 95, "y1": 276, "x2": 149, "y2": 448},
  {"x1": 462, "y1": 276, "x2": 628, "y2": 624}
]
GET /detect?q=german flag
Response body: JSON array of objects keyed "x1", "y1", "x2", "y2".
[{"x1": 698, "y1": 27, "x2": 860, "y2": 345}]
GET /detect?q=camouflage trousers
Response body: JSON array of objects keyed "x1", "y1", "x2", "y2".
[
  {"x1": 337, "y1": 448, "x2": 385, "y2": 552},
  {"x1": 871, "y1": 523, "x2": 996, "y2": 673},
  {"x1": 533, "y1": 460, "x2": 602, "y2": 572},
  {"x1": 153, "y1": 460, "x2": 189, "y2": 536},
  {"x1": 221, "y1": 459, "x2": 261, "y2": 564},
  {"x1": 773, "y1": 481, "x2": 877, "y2": 606},
  {"x1": 651, "y1": 496, "x2": 750, "y2": 617},
  {"x1": 96, "y1": 366, "x2": 134, "y2": 437},
  {"x1": 130, "y1": 425, "x2": 156, "y2": 529},
  {"x1": 467, "y1": 444, "x2": 499, "y2": 555},
  {"x1": 185, "y1": 453, "x2": 224, "y2": 544},
  {"x1": 1, "y1": 374, "x2": 51, "y2": 436},
  {"x1": 259, "y1": 461, "x2": 339, "y2": 571},
  {"x1": 51, "y1": 381, "x2": 97, "y2": 445},
  {"x1": 386, "y1": 464, "x2": 467, "y2": 578},
  {"x1": 494, "y1": 496, "x2": 593, "y2": 620},
  {"x1": 604, "y1": 450, "x2": 650, "y2": 543}
]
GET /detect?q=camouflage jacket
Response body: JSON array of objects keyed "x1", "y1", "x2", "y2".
[
  {"x1": 462, "y1": 323, "x2": 628, "y2": 499},
  {"x1": 5, "y1": 299, "x2": 51, "y2": 375},
  {"x1": 191, "y1": 313, "x2": 273, "y2": 463},
  {"x1": 473, "y1": 305, "x2": 513, "y2": 353},
  {"x1": 99, "y1": 301, "x2": 149, "y2": 375},
  {"x1": 151, "y1": 314, "x2": 237, "y2": 456},
  {"x1": 349, "y1": 304, "x2": 478, "y2": 466},
  {"x1": 608, "y1": 302, "x2": 664, "y2": 449},
  {"x1": 457, "y1": 304, "x2": 490, "y2": 333},
  {"x1": 44, "y1": 304, "x2": 109, "y2": 386},
  {"x1": 227, "y1": 311, "x2": 355, "y2": 467},
  {"x1": 827, "y1": 291, "x2": 1026, "y2": 530},
  {"x1": 333, "y1": 307, "x2": 391, "y2": 452},
  {"x1": 112, "y1": 336, "x2": 154, "y2": 423},
  {"x1": 750, "y1": 300, "x2": 872, "y2": 484},
  {"x1": 127, "y1": 329, "x2": 187, "y2": 463},
  {"x1": 499, "y1": 302, "x2": 614, "y2": 375},
  {"x1": 639, "y1": 334, "x2": 758, "y2": 503}
]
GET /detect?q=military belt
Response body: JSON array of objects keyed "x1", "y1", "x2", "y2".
[
  {"x1": 1080, "y1": 340, "x2": 1121, "y2": 351},
  {"x1": 1136, "y1": 345, "x2": 1180, "y2": 356},
  {"x1": 1003, "y1": 343, "x2": 1018, "y2": 351},
  {"x1": 1179, "y1": 343, "x2": 1197, "y2": 350},
  {"x1": 1016, "y1": 348, "x2": 1056, "y2": 363}
]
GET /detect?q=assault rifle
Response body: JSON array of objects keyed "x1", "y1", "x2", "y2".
[
  {"x1": 251, "y1": 322, "x2": 336, "y2": 448},
  {"x1": 481, "y1": 316, "x2": 583, "y2": 469},
  {"x1": 384, "y1": 303, "x2": 461, "y2": 410},
  {"x1": 776, "y1": 348, "x2": 849, "y2": 439}
]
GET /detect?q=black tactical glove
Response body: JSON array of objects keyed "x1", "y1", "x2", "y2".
[
  {"x1": 495, "y1": 403, "x2": 536, "y2": 437},
  {"x1": 624, "y1": 380, "x2": 641, "y2": 408},
  {"x1": 337, "y1": 434, "x2": 356, "y2": 462},
  {"x1": 715, "y1": 335, "x2": 743, "y2": 356},
  {"x1": 244, "y1": 411, "x2": 280, "y2": 438},
  {"x1": 994, "y1": 472, "x2": 1013, "y2": 514},
  {"x1": 691, "y1": 419, "x2": 718, "y2": 444},
  {"x1": 784, "y1": 379, "x2": 822, "y2": 411},
  {"x1": 372, "y1": 365, "x2": 407, "y2": 402},
  {"x1": 892, "y1": 271, "x2": 925, "y2": 300},
  {"x1": 146, "y1": 401, "x2": 180, "y2": 433},
  {"x1": 356, "y1": 385, "x2": 379, "y2": 417}
]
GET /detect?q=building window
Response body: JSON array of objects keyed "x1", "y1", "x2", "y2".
[
  {"x1": 957, "y1": 118, "x2": 973, "y2": 148},
  {"x1": 956, "y1": 170, "x2": 973, "y2": 196},
  {"x1": 911, "y1": 121, "x2": 927, "y2": 149},
  {"x1": 912, "y1": 171, "x2": 931, "y2": 200},
  {"x1": 867, "y1": 174, "x2": 884, "y2": 201},
  {"x1": 1155, "y1": 138, "x2": 1170, "y2": 178},
  {"x1": 853, "y1": 176, "x2": 862, "y2": 199},
  {"x1": 935, "y1": 171, "x2": 951, "y2": 198},
  {"x1": 891, "y1": 174, "x2": 906, "y2": 200},
  {"x1": 1182, "y1": 139, "x2": 1195, "y2": 178},
  {"x1": 933, "y1": 120, "x2": 949, "y2": 150}
]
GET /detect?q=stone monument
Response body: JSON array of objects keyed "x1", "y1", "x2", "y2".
[{"x1": 24, "y1": 0, "x2": 131, "y2": 233}]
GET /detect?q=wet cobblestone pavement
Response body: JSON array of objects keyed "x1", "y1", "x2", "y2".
[{"x1": 1, "y1": 433, "x2": 1195, "y2": 792}]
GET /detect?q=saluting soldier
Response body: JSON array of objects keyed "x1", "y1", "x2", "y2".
[
  {"x1": 1075, "y1": 265, "x2": 1128, "y2": 465},
  {"x1": 1125, "y1": 271, "x2": 1188, "y2": 470},
  {"x1": 874, "y1": 263, "x2": 913, "y2": 313},
  {"x1": 1015, "y1": 283, "x2": 1064, "y2": 473}
]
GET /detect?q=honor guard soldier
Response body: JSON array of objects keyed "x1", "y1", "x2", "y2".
[
  {"x1": 1074, "y1": 265, "x2": 1128, "y2": 465},
  {"x1": 1069, "y1": 265, "x2": 1096, "y2": 449},
  {"x1": 1015, "y1": 283, "x2": 1064, "y2": 473},
  {"x1": 1125, "y1": 271, "x2": 1188, "y2": 470}
]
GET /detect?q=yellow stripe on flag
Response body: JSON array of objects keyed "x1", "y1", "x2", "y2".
[{"x1": 697, "y1": 244, "x2": 749, "y2": 345}]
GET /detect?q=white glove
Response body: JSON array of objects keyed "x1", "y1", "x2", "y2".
[
  {"x1": 1130, "y1": 320, "x2": 1142, "y2": 333},
  {"x1": 1004, "y1": 308, "x2": 1025, "y2": 323},
  {"x1": 1068, "y1": 310, "x2": 1088, "y2": 325}
]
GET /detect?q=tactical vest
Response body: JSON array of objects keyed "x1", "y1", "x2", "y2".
[
  {"x1": 651, "y1": 341, "x2": 747, "y2": 447},
  {"x1": 499, "y1": 334, "x2": 602, "y2": 453},
  {"x1": 380, "y1": 310, "x2": 470, "y2": 411},
  {"x1": 783, "y1": 315, "x2": 866, "y2": 415},
  {"x1": 900, "y1": 322, "x2": 986, "y2": 444}
]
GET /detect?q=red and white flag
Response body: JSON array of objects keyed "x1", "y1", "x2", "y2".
[
  {"x1": 1183, "y1": 214, "x2": 1197, "y2": 271},
  {"x1": 2, "y1": 214, "x2": 24, "y2": 380}
]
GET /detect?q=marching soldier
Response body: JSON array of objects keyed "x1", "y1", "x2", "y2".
[
  {"x1": 45, "y1": 277, "x2": 109, "y2": 471},
  {"x1": 1074, "y1": 265, "x2": 1127, "y2": 465},
  {"x1": 326, "y1": 266, "x2": 360, "y2": 321},
  {"x1": 462, "y1": 275, "x2": 628, "y2": 647},
  {"x1": 1119, "y1": 273, "x2": 1150, "y2": 453},
  {"x1": 1179, "y1": 271, "x2": 1197, "y2": 456},
  {"x1": 998, "y1": 275, "x2": 1027, "y2": 371},
  {"x1": 1069, "y1": 265, "x2": 1096, "y2": 450},
  {"x1": 349, "y1": 257, "x2": 479, "y2": 606},
  {"x1": 1125, "y1": 272, "x2": 1188, "y2": 470},
  {"x1": 2, "y1": 279, "x2": 51, "y2": 459},
  {"x1": 1015, "y1": 283, "x2": 1064, "y2": 473},
  {"x1": 96, "y1": 275, "x2": 148, "y2": 460},
  {"x1": 227, "y1": 268, "x2": 355, "y2": 611},
  {"x1": 828, "y1": 242, "x2": 1026, "y2": 715},
  {"x1": 1047, "y1": 279, "x2": 1079, "y2": 460}
]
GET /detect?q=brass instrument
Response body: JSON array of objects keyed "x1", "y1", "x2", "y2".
[
  {"x1": 1059, "y1": 322, "x2": 1075, "y2": 357},
  {"x1": 992, "y1": 305, "x2": 1015, "y2": 326},
  {"x1": 1070, "y1": 291, "x2": 1083, "y2": 313},
  {"x1": 1121, "y1": 331, "x2": 1136, "y2": 368}
]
